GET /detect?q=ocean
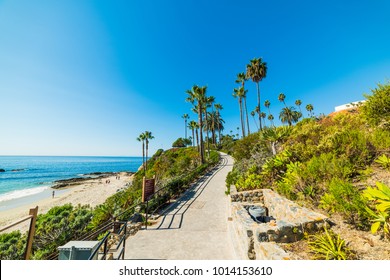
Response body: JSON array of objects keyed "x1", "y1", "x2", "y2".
[{"x1": 0, "y1": 156, "x2": 143, "y2": 211}]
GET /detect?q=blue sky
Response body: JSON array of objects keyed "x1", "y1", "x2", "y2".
[{"x1": 1, "y1": 0, "x2": 389, "y2": 156}]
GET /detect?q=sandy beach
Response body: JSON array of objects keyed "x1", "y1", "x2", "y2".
[{"x1": 0, "y1": 172, "x2": 134, "y2": 233}]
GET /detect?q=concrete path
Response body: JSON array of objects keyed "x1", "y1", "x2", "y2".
[{"x1": 124, "y1": 153, "x2": 236, "y2": 260}]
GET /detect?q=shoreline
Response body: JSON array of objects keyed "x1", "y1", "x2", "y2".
[{"x1": 0, "y1": 171, "x2": 134, "y2": 233}]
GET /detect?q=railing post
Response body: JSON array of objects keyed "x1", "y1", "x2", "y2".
[
  {"x1": 25, "y1": 206, "x2": 38, "y2": 260},
  {"x1": 145, "y1": 201, "x2": 148, "y2": 230},
  {"x1": 122, "y1": 222, "x2": 126, "y2": 260},
  {"x1": 103, "y1": 237, "x2": 108, "y2": 260}
]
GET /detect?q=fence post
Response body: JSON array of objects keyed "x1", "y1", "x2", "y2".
[
  {"x1": 145, "y1": 201, "x2": 148, "y2": 230},
  {"x1": 122, "y1": 222, "x2": 126, "y2": 260},
  {"x1": 25, "y1": 206, "x2": 38, "y2": 260}
]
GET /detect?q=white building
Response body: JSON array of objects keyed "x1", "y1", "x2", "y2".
[{"x1": 334, "y1": 100, "x2": 366, "y2": 112}]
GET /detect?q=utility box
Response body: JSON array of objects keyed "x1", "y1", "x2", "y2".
[{"x1": 58, "y1": 241, "x2": 100, "y2": 260}]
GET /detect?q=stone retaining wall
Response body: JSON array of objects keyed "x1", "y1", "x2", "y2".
[{"x1": 229, "y1": 187, "x2": 329, "y2": 260}]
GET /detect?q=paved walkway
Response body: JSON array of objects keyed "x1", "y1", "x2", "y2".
[{"x1": 124, "y1": 153, "x2": 236, "y2": 260}]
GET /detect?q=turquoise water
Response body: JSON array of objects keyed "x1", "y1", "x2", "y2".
[{"x1": 0, "y1": 156, "x2": 142, "y2": 204}]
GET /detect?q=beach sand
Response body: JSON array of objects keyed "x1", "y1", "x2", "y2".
[{"x1": 0, "y1": 172, "x2": 134, "y2": 233}]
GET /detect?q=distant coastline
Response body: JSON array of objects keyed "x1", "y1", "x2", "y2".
[
  {"x1": 0, "y1": 156, "x2": 142, "y2": 206},
  {"x1": 0, "y1": 171, "x2": 135, "y2": 233}
]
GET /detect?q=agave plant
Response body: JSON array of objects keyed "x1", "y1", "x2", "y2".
[
  {"x1": 363, "y1": 182, "x2": 390, "y2": 239},
  {"x1": 308, "y1": 227, "x2": 352, "y2": 260},
  {"x1": 375, "y1": 154, "x2": 390, "y2": 169}
]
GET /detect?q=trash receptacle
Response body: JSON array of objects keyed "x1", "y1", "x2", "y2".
[{"x1": 58, "y1": 241, "x2": 100, "y2": 260}]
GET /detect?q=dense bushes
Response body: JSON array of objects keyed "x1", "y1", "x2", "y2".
[
  {"x1": 225, "y1": 82, "x2": 390, "y2": 236},
  {"x1": 361, "y1": 82, "x2": 390, "y2": 129}
]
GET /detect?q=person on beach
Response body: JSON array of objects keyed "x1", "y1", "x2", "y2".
[{"x1": 52, "y1": 190, "x2": 55, "y2": 198}]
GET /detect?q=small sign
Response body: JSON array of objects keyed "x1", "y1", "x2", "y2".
[{"x1": 142, "y1": 177, "x2": 155, "y2": 202}]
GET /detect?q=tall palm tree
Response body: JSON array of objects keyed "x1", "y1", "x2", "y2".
[
  {"x1": 260, "y1": 112, "x2": 267, "y2": 127},
  {"x1": 236, "y1": 72, "x2": 250, "y2": 135},
  {"x1": 144, "y1": 131, "x2": 154, "y2": 171},
  {"x1": 279, "y1": 106, "x2": 300, "y2": 126},
  {"x1": 278, "y1": 93, "x2": 287, "y2": 107},
  {"x1": 246, "y1": 57, "x2": 267, "y2": 131},
  {"x1": 188, "y1": 120, "x2": 197, "y2": 147},
  {"x1": 205, "y1": 95, "x2": 215, "y2": 157},
  {"x1": 264, "y1": 100, "x2": 273, "y2": 126},
  {"x1": 233, "y1": 87, "x2": 246, "y2": 138},
  {"x1": 206, "y1": 111, "x2": 225, "y2": 145},
  {"x1": 268, "y1": 114, "x2": 274, "y2": 127},
  {"x1": 295, "y1": 100, "x2": 302, "y2": 114},
  {"x1": 137, "y1": 133, "x2": 146, "y2": 173},
  {"x1": 186, "y1": 85, "x2": 207, "y2": 164},
  {"x1": 306, "y1": 104, "x2": 314, "y2": 117},
  {"x1": 214, "y1": 103, "x2": 223, "y2": 145},
  {"x1": 250, "y1": 110, "x2": 259, "y2": 130},
  {"x1": 182, "y1": 113, "x2": 189, "y2": 140}
]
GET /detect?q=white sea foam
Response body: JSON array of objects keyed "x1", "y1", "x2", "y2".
[{"x1": 0, "y1": 186, "x2": 50, "y2": 203}]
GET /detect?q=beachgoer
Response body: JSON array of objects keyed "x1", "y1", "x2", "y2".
[{"x1": 52, "y1": 190, "x2": 55, "y2": 198}]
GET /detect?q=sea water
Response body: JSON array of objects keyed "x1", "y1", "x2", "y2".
[{"x1": 0, "y1": 156, "x2": 142, "y2": 210}]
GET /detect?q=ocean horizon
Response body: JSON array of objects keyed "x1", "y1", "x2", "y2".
[{"x1": 0, "y1": 156, "x2": 143, "y2": 210}]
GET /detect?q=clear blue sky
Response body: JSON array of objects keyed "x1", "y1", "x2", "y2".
[{"x1": 1, "y1": 0, "x2": 389, "y2": 156}]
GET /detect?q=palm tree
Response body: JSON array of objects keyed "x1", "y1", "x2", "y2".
[
  {"x1": 250, "y1": 110, "x2": 259, "y2": 130},
  {"x1": 295, "y1": 100, "x2": 302, "y2": 114},
  {"x1": 306, "y1": 104, "x2": 314, "y2": 117},
  {"x1": 268, "y1": 114, "x2": 274, "y2": 127},
  {"x1": 264, "y1": 100, "x2": 274, "y2": 127},
  {"x1": 262, "y1": 126, "x2": 292, "y2": 155},
  {"x1": 278, "y1": 93, "x2": 287, "y2": 107},
  {"x1": 206, "y1": 111, "x2": 225, "y2": 145},
  {"x1": 188, "y1": 120, "x2": 197, "y2": 147},
  {"x1": 233, "y1": 87, "x2": 246, "y2": 138},
  {"x1": 236, "y1": 72, "x2": 250, "y2": 135},
  {"x1": 205, "y1": 95, "x2": 215, "y2": 157},
  {"x1": 260, "y1": 112, "x2": 267, "y2": 127},
  {"x1": 136, "y1": 133, "x2": 146, "y2": 173},
  {"x1": 186, "y1": 85, "x2": 207, "y2": 164},
  {"x1": 144, "y1": 131, "x2": 154, "y2": 171},
  {"x1": 279, "y1": 106, "x2": 300, "y2": 126},
  {"x1": 214, "y1": 103, "x2": 223, "y2": 145},
  {"x1": 182, "y1": 113, "x2": 189, "y2": 140},
  {"x1": 246, "y1": 57, "x2": 267, "y2": 131}
]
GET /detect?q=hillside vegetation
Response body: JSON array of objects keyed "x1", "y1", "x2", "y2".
[{"x1": 225, "y1": 82, "x2": 390, "y2": 258}]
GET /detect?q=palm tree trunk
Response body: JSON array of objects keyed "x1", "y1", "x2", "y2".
[
  {"x1": 217, "y1": 111, "x2": 221, "y2": 145},
  {"x1": 142, "y1": 141, "x2": 145, "y2": 173},
  {"x1": 195, "y1": 128, "x2": 199, "y2": 152},
  {"x1": 239, "y1": 98, "x2": 245, "y2": 138},
  {"x1": 244, "y1": 97, "x2": 250, "y2": 135},
  {"x1": 145, "y1": 140, "x2": 149, "y2": 171},
  {"x1": 204, "y1": 108, "x2": 210, "y2": 158},
  {"x1": 184, "y1": 119, "x2": 187, "y2": 139},
  {"x1": 252, "y1": 115, "x2": 259, "y2": 130},
  {"x1": 256, "y1": 82, "x2": 262, "y2": 131},
  {"x1": 191, "y1": 128, "x2": 195, "y2": 147},
  {"x1": 198, "y1": 106, "x2": 205, "y2": 164}
]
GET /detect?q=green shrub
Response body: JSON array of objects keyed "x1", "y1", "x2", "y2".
[
  {"x1": 0, "y1": 231, "x2": 26, "y2": 260},
  {"x1": 318, "y1": 129, "x2": 375, "y2": 168},
  {"x1": 361, "y1": 82, "x2": 390, "y2": 129},
  {"x1": 320, "y1": 179, "x2": 369, "y2": 227}
]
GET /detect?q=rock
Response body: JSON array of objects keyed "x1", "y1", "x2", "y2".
[
  {"x1": 0, "y1": 169, "x2": 5, "y2": 172},
  {"x1": 128, "y1": 213, "x2": 144, "y2": 224}
]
